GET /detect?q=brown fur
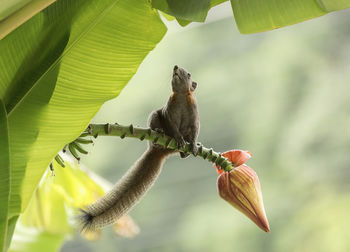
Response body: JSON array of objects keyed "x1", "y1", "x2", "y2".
[
  {"x1": 187, "y1": 91, "x2": 196, "y2": 105},
  {"x1": 79, "y1": 145, "x2": 173, "y2": 231}
]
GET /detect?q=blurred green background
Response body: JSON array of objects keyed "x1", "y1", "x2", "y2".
[{"x1": 62, "y1": 4, "x2": 350, "y2": 252}]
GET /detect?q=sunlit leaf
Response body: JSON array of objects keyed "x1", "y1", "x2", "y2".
[
  {"x1": 153, "y1": 0, "x2": 228, "y2": 26},
  {"x1": 152, "y1": 0, "x2": 211, "y2": 22},
  {"x1": 0, "y1": 0, "x2": 32, "y2": 20},
  {"x1": 317, "y1": 0, "x2": 350, "y2": 11},
  {"x1": 0, "y1": 0, "x2": 167, "y2": 231},
  {"x1": 8, "y1": 224, "x2": 65, "y2": 252},
  {"x1": 20, "y1": 175, "x2": 71, "y2": 234},
  {"x1": 230, "y1": 0, "x2": 350, "y2": 33},
  {"x1": 0, "y1": 0, "x2": 56, "y2": 39},
  {"x1": 50, "y1": 158, "x2": 105, "y2": 209},
  {"x1": 19, "y1": 158, "x2": 106, "y2": 235},
  {"x1": 159, "y1": 11, "x2": 175, "y2": 21},
  {"x1": 176, "y1": 18, "x2": 191, "y2": 27},
  {"x1": 210, "y1": 0, "x2": 228, "y2": 8},
  {"x1": 13, "y1": 159, "x2": 139, "y2": 249}
]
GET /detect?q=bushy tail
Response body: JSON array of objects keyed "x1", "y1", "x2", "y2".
[
  {"x1": 78, "y1": 209, "x2": 94, "y2": 232},
  {"x1": 78, "y1": 146, "x2": 173, "y2": 231}
]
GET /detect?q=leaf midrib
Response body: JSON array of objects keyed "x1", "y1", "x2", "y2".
[{"x1": 8, "y1": 0, "x2": 120, "y2": 117}]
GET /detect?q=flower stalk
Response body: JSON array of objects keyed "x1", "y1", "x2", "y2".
[
  {"x1": 82, "y1": 123, "x2": 234, "y2": 171},
  {"x1": 51, "y1": 124, "x2": 270, "y2": 233}
]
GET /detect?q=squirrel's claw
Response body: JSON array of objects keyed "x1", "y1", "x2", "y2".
[
  {"x1": 176, "y1": 136, "x2": 186, "y2": 149},
  {"x1": 191, "y1": 143, "x2": 198, "y2": 156},
  {"x1": 180, "y1": 142, "x2": 197, "y2": 158}
]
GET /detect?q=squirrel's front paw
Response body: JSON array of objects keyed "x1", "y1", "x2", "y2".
[{"x1": 175, "y1": 136, "x2": 186, "y2": 149}]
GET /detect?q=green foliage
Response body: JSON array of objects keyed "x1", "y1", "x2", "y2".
[
  {"x1": 0, "y1": 0, "x2": 166, "y2": 247},
  {"x1": 0, "y1": 100, "x2": 10, "y2": 252},
  {"x1": 0, "y1": 0, "x2": 31, "y2": 20},
  {"x1": 8, "y1": 158, "x2": 140, "y2": 251},
  {"x1": 152, "y1": 0, "x2": 211, "y2": 22},
  {"x1": 154, "y1": 0, "x2": 227, "y2": 27},
  {"x1": 9, "y1": 228, "x2": 65, "y2": 252},
  {"x1": 67, "y1": 12, "x2": 350, "y2": 251},
  {"x1": 152, "y1": 0, "x2": 350, "y2": 32},
  {"x1": 317, "y1": 0, "x2": 350, "y2": 11},
  {"x1": 230, "y1": 0, "x2": 350, "y2": 33},
  {"x1": 8, "y1": 159, "x2": 107, "y2": 251},
  {"x1": 1, "y1": 0, "x2": 350, "y2": 250}
]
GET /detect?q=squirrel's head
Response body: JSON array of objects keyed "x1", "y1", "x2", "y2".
[{"x1": 172, "y1": 65, "x2": 197, "y2": 93}]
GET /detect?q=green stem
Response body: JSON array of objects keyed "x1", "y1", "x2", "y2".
[{"x1": 84, "y1": 123, "x2": 233, "y2": 171}]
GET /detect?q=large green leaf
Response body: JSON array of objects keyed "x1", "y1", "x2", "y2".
[
  {"x1": 9, "y1": 158, "x2": 138, "y2": 250},
  {"x1": 230, "y1": 0, "x2": 350, "y2": 33},
  {"x1": 210, "y1": 0, "x2": 228, "y2": 8},
  {"x1": 0, "y1": 0, "x2": 32, "y2": 20},
  {"x1": 0, "y1": 0, "x2": 166, "y2": 227},
  {"x1": 317, "y1": 0, "x2": 350, "y2": 11},
  {"x1": 0, "y1": 100, "x2": 10, "y2": 252},
  {"x1": 0, "y1": 0, "x2": 57, "y2": 40},
  {"x1": 152, "y1": 0, "x2": 211, "y2": 22},
  {"x1": 8, "y1": 226, "x2": 65, "y2": 252},
  {"x1": 154, "y1": 0, "x2": 228, "y2": 27}
]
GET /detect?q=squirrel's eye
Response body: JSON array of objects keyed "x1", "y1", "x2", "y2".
[{"x1": 188, "y1": 73, "x2": 191, "y2": 78}]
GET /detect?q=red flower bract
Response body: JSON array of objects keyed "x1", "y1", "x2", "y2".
[
  {"x1": 215, "y1": 150, "x2": 270, "y2": 232},
  {"x1": 213, "y1": 149, "x2": 252, "y2": 174}
]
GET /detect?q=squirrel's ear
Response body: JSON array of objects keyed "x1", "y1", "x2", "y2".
[{"x1": 191, "y1": 81, "x2": 197, "y2": 91}]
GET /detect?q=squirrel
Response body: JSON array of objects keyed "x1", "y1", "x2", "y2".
[{"x1": 79, "y1": 65, "x2": 200, "y2": 231}]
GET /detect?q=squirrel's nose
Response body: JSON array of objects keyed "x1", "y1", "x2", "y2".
[{"x1": 173, "y1": 65, "x2": 178, "y2": 71}]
